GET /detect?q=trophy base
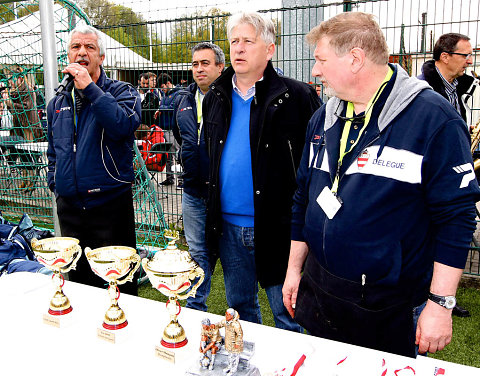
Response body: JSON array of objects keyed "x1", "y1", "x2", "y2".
[
  {"x1": 103, "y1": 303, "x2": 128, "y2": 330},
  {"x1": 186, "y1": 341, "x2": 258, "y2": 376},
  {"x1": 43, "y1": 310, "x2": 75, "y2": 328},
  {"x1": 161, "y1": 338, "x2": 188, "y2": 349},
  {"x1": 48, "y1": 306, "x2": 73, "y2": 316},
  {"x1": 49, "y1": 289, "x2": 73, "y2": 315},
  {"x1": 103, "y1": 320, "x2": 128, "y2": 331}
]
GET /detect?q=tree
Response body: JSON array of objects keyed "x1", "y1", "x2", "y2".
[
  {"x1": 78, "y1": 0, "x2": 150, "y2": 60},
  {"x1": 154, "y1": 8, "x2": 230, "y2": 64}
]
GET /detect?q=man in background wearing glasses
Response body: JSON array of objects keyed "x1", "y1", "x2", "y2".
[
  {"x1": 418, "y1": 33, "x2": 475, "y2": 125},
  {"x1": 418, "y1": 33, "x2": 476, "y2": 319}
]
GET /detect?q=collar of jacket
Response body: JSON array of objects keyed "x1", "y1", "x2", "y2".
[
  {"x1": 209, "y1": 61, "x2": 288, "y2": 104},
  {"x1": 176, "y1": 82, "x2": 198, "y2": 98},
  {"x1": 325, "y1": 64, "x2": 431, "y2": 134},
  {"x1": 422, "y1": 59, "x2": 474, "y2": 94}
]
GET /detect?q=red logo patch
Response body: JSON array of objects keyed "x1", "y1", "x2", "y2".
[{"x1": 357, "y1": 149, "x2": 369, "y2": 169}]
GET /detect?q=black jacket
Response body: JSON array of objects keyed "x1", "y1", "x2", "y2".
[
  {"x1": 204, "y1": 61, "x2": 321, "y2": 287},
  {"x1": 418, "y1": 59, "x2": 476, "y2": 123},
  {"x1": 175, "y1": 83, "x2": 209, "y2": 198}
]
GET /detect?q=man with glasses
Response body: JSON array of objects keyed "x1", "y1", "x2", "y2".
[
  {"x1": 418, "y1": 33, "x2": 475, "y2": 125},
  {"x1": 418, "y1": 33, "x2": 476, "y2": 319}
]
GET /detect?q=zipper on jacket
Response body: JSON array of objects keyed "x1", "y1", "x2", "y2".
[
  {"x1": 287, "y1": 139, "x2": 296, "y2": 179},
  {"x1": 361, "y1": 274, "x2": 366, "y2": 302}
]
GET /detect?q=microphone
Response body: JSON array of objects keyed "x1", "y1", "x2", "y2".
[{"x1": 56, "y1": 73, "x2": 74, "y2": 95}]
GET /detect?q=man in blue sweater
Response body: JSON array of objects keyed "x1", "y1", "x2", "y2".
[
  {"x1": 204, "y1": 12, "x2": 321, "y2": 331},
  {"x1": 282, "y1": 12, "x2": 480, "y2": 357},
  {"x1": 47, "y1": 25, "x2": 141, "y2": 294}
]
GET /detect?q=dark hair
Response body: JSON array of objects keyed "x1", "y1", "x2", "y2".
[
  {"x1": 157, "y1": 73, "x2": 172, "y2": 85},
  {"x1": 433, "y1": 33, "x2": 470, "y2": 61},
  {"x1": 191, "y1": 42, "x2": 225, "y2": 65}
]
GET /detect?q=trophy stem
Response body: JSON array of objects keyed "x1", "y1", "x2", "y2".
[
  {"x1": 103, "y1": 282, "x2": 128, "y2": 330},
  {"x1": 48, "y1": 272, "x2": 73, "y2": 315},
  {"x1": 161, "y1": 298, "x2": 188, "y2": 348}
]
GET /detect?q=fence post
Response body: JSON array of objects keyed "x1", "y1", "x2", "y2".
[
  {"x1": 343, "y1": 0, "x2": 352, "y2": 12},
  {"x1": 39, "y1": 0, "x2": 61, "y2": 236}
]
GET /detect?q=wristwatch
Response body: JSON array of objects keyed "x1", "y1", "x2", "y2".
[{"x1": 428, "y1": 292, "x2": 456, "y2": 309}]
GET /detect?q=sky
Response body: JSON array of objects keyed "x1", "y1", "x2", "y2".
[
  {"x1": 109, "y1": 0, "x2": 283, "y2": 20},
  {"x1": 106, "y1": 0, "x2": 480, "y2": 52}
]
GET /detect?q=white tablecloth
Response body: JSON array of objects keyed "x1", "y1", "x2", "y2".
[{"x1": 0, "y1": 273, "x2": 477, "y2": 376}]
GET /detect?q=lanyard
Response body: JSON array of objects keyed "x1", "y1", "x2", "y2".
[
  {"x1": 71, "y1": 89, "x2": 78, "y2": 133},
  {"x1": 331, "y1": 68, "x2": 393, "y2": 194},
  {"x1": 195, "y1": 89, "x2": 203, "y2": 142}
]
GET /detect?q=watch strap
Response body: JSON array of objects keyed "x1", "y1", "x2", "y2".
[{"x1": 428, "y1": 292, "x2": 456, "y2": 309}]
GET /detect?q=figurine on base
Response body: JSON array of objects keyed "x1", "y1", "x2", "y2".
[
  {"x1": 217, "y1": 308, "x2": 243, "y2": 375},
  {"x1": 199, "y1": 318, "x2": 223, "y2": 370},
  {"x1": 187, "y1": 308, "x2": 258, "y2": 376}
]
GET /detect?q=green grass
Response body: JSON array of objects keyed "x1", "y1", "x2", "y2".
[
  {"x1": 429, "y1": 286, "x2": 480, "y2": 367},
  {"x1": 139, "y1": 261, "x2": 479, "y2": 368}
]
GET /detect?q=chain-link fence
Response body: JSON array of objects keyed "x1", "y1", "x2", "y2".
[{"x1": 0, "y1": 0, "x2": 480, "y2": 273}]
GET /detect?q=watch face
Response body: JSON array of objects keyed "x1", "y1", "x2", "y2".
[{"x1": 445, "y1": 296, "x2": 456, "y2": 309}]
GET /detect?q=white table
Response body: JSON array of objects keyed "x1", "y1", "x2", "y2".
[{"x1": 0, "y1": 273, "x2": 477, "y2": 376}]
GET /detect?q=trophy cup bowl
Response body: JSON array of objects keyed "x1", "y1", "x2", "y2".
[
  {"x1": 31, "y1": 237, "x2": 82, "y2": 315},
  {"x1": 85, "y1": 246, "x2": 140, "y2": 330},
  {"x1": 142, "y1": 231, "x2": 204, "y2": 349}
]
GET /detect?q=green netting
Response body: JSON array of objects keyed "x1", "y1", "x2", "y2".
[{"x1": 0, "y1": 0, "x2": 167, "y2": 250}]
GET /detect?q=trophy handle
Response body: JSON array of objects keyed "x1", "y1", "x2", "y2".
[
  {"x1": 63, "y1": 244, "x2": 82, "y2": 273},
  {"x1": 177, "y1": 266, "x2": 205, "y2": 300},
  {"x1": 117, "y1": 253, "x2": 141, "y2": 285},
  {"x1": 31, "y1": 237, "x2": 40, "y2": 250}
]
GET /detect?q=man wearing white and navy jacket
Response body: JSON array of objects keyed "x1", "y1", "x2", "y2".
[
  {"x1": 283, "y1": 12, "x2": 480, "y2": 358},
  {"x1": 47, "y1": 25, "x2": 141, "y2": 294}
]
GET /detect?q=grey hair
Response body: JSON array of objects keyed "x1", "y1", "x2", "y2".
[
  {"x1": 201, "y1": 318, "x2": 211, "y2": 326},
  {"x1": 227, "y1": 12, "x2": 276, "y2": 46},
  {"x1": 67, "y1": 24, "x2": 105, "y2": 57},
  {"x1": 192, "y1": 42, "x2": 225, "y2": 65},
  {"x1": 226, "y1": 308, "x2": 235, "y2": 317}
]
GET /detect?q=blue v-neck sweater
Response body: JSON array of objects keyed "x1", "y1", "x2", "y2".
[{"x1": 219, "y1": 92, "x2": 255, "y2": 227}]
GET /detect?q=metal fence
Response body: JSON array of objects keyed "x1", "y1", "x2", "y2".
[{"x1": 0, "y1": 0, "x2": 480, "y2": 272}]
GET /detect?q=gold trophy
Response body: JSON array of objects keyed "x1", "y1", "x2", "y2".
[
  {"x1": 31, "y1": 237, "x2": 82, "y2": 316},
  {"x1": 85, "y1": 246, "x2": 140, "y2": 330},
  {"x1": 142, "y1": 230, "x2": 204, "y2": 348}
]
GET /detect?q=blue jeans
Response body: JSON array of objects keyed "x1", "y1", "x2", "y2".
[
  {"x1": 219, "y1": 220, "x2": 303, "y2": 332},
  {"x1": 182, "y1": 192, "x2": 211, "y2": 311}
]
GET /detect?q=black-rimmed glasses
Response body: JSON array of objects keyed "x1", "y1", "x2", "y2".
[
  {"x1": 334, "y1": 107, "x2": 366, "y2": 123},
  {"x1": 445, "y1": 51, "x2": 473, "y2": 59}
]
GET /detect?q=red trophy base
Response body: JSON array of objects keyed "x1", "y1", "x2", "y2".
[
  {"x1": 48, "y1": 306, "x2": 73, "y2": 316},
  {"x1": 161, "y1": 338, "x2": 188, "y2": 349},
  {"x1": 103, "y1": 320, "x2": 128, "y2": 330}
]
